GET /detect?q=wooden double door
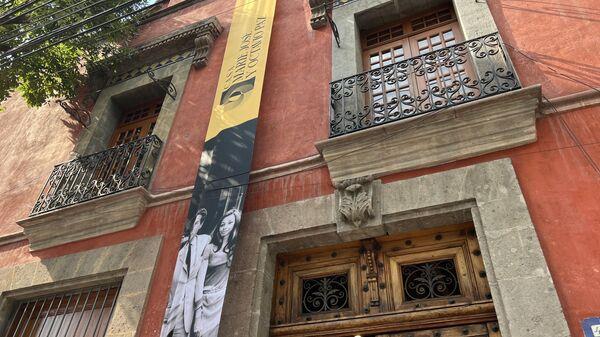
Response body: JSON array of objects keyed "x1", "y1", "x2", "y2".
[
  {"x1": 360, "y1": 7, "x2": 475, "y2": 118},
  {"x1": 109, "y1": 99, "x2": 162, "y2": 147},
  {"x1": 270, "y1": 223, "x2": 501, "y2": 337}
]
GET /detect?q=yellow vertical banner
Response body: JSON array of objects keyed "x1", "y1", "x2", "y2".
[
  {"x1": 205, "y1": 0, "x2": 276, "y2": 141},
  {"x1": 161, "y1": 1, "x2": 276, "y2": 337}
]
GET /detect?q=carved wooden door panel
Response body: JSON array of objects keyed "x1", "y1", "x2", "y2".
[{"x1": 270, "y1": 223, "x2": 501, "y2": 337}]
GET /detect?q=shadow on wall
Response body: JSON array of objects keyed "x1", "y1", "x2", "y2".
[
  {"x1": 506, "y1": 47, "x2": 600, "y2": 93},
  {"x1": 60, "y1": 118, "x2": 84, "y2": 145}
]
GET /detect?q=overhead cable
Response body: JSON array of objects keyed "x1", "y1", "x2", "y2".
[{"x1": 0, "y1": 0, "x2": 146, "y2": 60}]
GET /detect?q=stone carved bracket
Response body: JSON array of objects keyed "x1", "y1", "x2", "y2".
[
  {"x1": 334, "y1": 176, "x2": 374, "y2": 228},
  {"x1": 334, "y1": 177, "x2": 382, "y2": 241},
  {"x1": 192, "y1": 32, "x2": 216, "y2": 68},
  {"x1": 309, "y1": 0, "x2": 328, "y2": 29}
]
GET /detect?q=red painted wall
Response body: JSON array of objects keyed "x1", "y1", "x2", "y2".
[
  {"x1": 0, "y1": 1, "x2": 332, "y2": 336},
  {"x1": 0, "y1": 97, "x2": 81, "y2": 236},
  {"x1": 0, "y1": 0, "x2": 598, "y2": 336},
  {"x1": 489, "y1": 0, "x2": 600, "y2": 98}
]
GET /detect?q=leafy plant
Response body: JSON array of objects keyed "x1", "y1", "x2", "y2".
[{"x1": 0, "y1": 0, "x2": 158, "y2": 107}]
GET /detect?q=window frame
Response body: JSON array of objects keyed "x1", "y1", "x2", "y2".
[{"x1": 3, "y1": 282, "x2": 122, "y2": 337}]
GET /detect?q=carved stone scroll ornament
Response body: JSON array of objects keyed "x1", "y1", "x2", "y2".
[
  {"x1": 192, "y1": 33, "x2": 216, "y2": 68},
  {"x1": 334, "y1": 176, "x2": 374, "y2": 228},
  {"x1": 309, "y1": 0, "x2": 328, "y2": 29}
]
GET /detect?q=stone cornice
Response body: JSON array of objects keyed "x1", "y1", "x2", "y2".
[
  {"x1": 134, "y1": 16, "x2": 222, "y2": 55},
  {"x1": 17, "y1": 187, "x2": 152, "y2": 251},
  {"x1": 139, "y1": 0, "x2": 205, "y2": 25},
  {"x1": 0, "y1": 231, "x2": 26, "y2": 246},
  {"x1": 113, "y1": 16, "x2": 223, "y2": 77},
  {"x1": 540, "y1": 87, "x2": 600, "y2": 115}
]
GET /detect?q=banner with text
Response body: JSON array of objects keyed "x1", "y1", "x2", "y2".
[{"x1": 160, "y1": 1, "x2": 276, "y2": 336}]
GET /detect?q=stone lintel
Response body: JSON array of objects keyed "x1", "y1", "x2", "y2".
[
  {"x1": 115, "y1": 16, "x2": 223, "y2": 76},
  {"x1": 316, "y1": 85, "x2": 542, "y2": 182},
  {"x1": 17, "y1": 187, "x2": 151, "y2": 251},
  {"x1": 228, "y1": 158, "x2": 569, "y2": 337}
]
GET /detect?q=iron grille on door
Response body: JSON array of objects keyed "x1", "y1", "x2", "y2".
[
  {"x1": 3, "y1": 283, "x2": 121, "y2": 337},
  {"x1": 270, "y1": 223, "x2": 500, "y2": 337}
]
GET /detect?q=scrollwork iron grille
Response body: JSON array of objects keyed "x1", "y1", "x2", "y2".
[
  {"x1": 329, "y1": 32, "x2": 521, "y2": 137},
  {"x1": 401, "y1": 259, "x2": 461, "y2": 301},
  {"x1": 30, "y1": 135, "x2": 163, "y2": 215},
  {"x1": 301, "y1": 274, "x2": 349, "y2": 314}
]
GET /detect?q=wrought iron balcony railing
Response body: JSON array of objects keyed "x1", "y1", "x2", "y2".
[
  {"x1": 329, "y1": 32, "x2": 521, "y2": 137},
  {"x1": 31, "y1": 135, "x2": 163, "y2": 215}
]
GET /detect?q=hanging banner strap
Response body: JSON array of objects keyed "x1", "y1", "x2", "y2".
[{"x1": 160, "y1": 1, "x2": 276, "y2": 336}]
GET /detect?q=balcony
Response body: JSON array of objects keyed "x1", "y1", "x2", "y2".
[
  {"x1": 329, "y1": 32, "x2": 521, "y2": 137},
  {"x1": 317, "y1": 32, "x2": 541, "y2": 182},
  {"x1": 31, "y1": 135, "x2": 162, "y2": 215},
  {"x1": 19, "y1": 135, "x2": 162, "y2": 250}
]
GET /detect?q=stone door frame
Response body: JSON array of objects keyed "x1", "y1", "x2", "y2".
[{"x1": 222, "y1": 159, "x2": 570, "y2": 337}]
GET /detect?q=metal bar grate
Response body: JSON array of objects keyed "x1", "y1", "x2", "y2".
[{"x1": 2, "y1": 283, "x2": 121, "y2": 337}]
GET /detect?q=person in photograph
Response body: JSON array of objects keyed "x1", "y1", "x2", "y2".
[
  {"x1": 162, "y1": 208, "x2": 210, "y2": 337},
  {"x1": 193, "y1": 208, "x2": 241, "y2": 337}
]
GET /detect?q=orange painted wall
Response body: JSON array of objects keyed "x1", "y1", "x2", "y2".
[
  {"x1": 0, "y1": 97, "x2": 81, "y2": 236},
  {"x1": 489, "y1": 0, "x2": 600, "y2": 98}
]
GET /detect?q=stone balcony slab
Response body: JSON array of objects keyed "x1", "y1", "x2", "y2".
[
  {"x1": 316, "y1": 85, "x2": 542, "y2": 182},
  {"x1": 17, "y1": 187, "x2": 151, "y2": 251}
]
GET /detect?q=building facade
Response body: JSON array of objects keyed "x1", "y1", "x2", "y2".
[{"x1": 0, "y1": 0, "x2": 599, "y2": 336}]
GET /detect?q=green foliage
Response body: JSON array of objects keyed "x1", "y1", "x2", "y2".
[{"x1": 0, "y1": 0, "x2": 155, "y2": 107}]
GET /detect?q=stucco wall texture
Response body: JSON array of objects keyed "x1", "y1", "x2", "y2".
[
  {"x1": 0, "y1": 0, "x2": 598, "y2": 337},
  {"x1": 489, "y1": 0, "x2": 600, "y2": 98}
]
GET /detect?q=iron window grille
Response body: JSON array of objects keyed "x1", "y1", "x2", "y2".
[
  {"x1": 301, "y1": 274, "x2": 350, "y2": 314},
  {"x1": 3, "y1": 283, "x2": 121, "y2": 337},
  {"x1": 30, "y1": 135, "x2": 162, "y2": 215},
  {"x1": 329, "y1": 32, "x2": 521, "y2": 137},
  {"x1": 401, "y1": 259, "x2": 461, "y2": 302}
]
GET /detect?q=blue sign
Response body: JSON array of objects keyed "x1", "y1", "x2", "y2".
[{"x1": 583, "y1": 317, "x2": 600, "y2": 337}]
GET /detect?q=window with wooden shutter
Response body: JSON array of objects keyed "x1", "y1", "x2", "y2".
[
  {"x1": 270, "y1": 223, "x2": 501, "y2": 337},
  {"x1": 109, "y1": 99, "x2": 163, "y2": 148},
  {"x1": 359, "y1": 7, "x2": 473, "y2": 119}
]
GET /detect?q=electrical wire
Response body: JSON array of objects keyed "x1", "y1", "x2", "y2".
[
  {"x1": 502, "y1": 42, "x2": 600, "y2": 95},
  {"x1": 0, "y1": 0, "x2": 125, "y2": 45},
  {"x1": 1, "y1": 0, "x2": 54, "y2": 25},
  {"x1": 0, "y1": 0, "x2": 148, "y2": 60},
  {"x1": 0, "y1": 0, "x2": 42, "y2": 24},
  {"x1": 0, "y1": 0, "x2": 161, "y2": 66}
]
